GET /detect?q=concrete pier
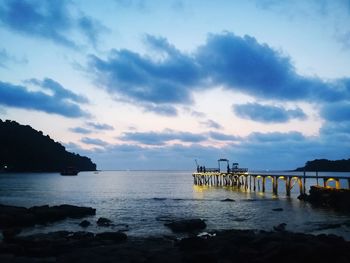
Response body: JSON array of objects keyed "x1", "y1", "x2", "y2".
[{"x1": 192, "y1": 172, "x2": 350, "y2": 196}]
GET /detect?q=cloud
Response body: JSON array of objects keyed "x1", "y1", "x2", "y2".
[
  {"x1": 209, "y1": 131, "x2": 239, "y2": 141},
  {"x1": 0, "y1": 0, "x2": 106, "y2": 48},
  {"x1": 69, "y1": 127, "x2": 92, "y2": 134},
  {"x1": 201, "y1": 119, "x2": 222, "y2": 129},
  {"x1": 89, "y1": 35, "x2": 201, "y2": 105},
  {"x1": 120, "y1": 129, "x2": 207, "y2": 145},
  {"x1": 320, "y1": 101, "x2": 350, "y2": 122},
  {"x1": 86, "y1": 122, "x2": 114, "y2": 131},
  {"x1": 81, "y1": 137, "x2": 109, "y2": 147},
  {"x1": 0, "y1": 48, "x2": 27, "y2": 68},
  {"x1": 233, "y1": 103, "x2": 306, "y2": 123},
  {"x1": 0, "y1": 80, "x2": 89, "y2": 118},
  {"x1": 142, "y1": 103, "x2": 178, "y2": 116},
  {"x1": 27, "y1": 78, "x2": 88, "y2": 104},
  {"x1": 89, "y1": 32, "x2": 349, "y2": 116},
  {"x1": 86, "y1": 130, "x2": 350, "y2": 170},
  {"x1": 247, "y1": 131, "x2": 305, "y2": 143},
  {"x1": 78, "y1": 15, "x2": 108, "y2": 48}
]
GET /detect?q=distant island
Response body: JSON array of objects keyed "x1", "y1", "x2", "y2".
[
  {"x1": 295, "y1": 158, "x2": 350, "y2": 172},
  {"x1": 0, "y1": 119, "x2": 96, "y2": 172}
]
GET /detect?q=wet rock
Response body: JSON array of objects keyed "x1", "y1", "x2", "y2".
[
  {"x1": 178, "y1": 237, "x2": 208, "y2": 251},
  {"x1": 272, "y1": 208, "x2": 283, "y2": 212},
  {"x1": 79, "y1": 220, "x2": 91, "y2": 228},
  {"x1": 0, "y1": 204, "x2": 96, "y2": 229},
  {"x1": 95, "y1": 231, "x2": 127, "y2": 243},
  {"x1": 97, "y1": 217, "x2": 112, "y2": 227},
  {"x1": 165, "y1": 219, "x2": 206, "y2": 233},
  {"x1": 2, "y1": 228, "x2": 21, "y2": 242},
  {"x1": 273, "y1": 223, "x2": 287, "y2": 232},
  {"x1": 221, "y1": 198, "x2": 235, "y2": 202}
]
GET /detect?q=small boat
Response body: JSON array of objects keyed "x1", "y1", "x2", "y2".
[{"x1": 60, "y1": 167, "x2": 79, "y2": 176}]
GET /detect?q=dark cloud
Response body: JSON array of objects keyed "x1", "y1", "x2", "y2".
[
  {"x1": 69, "y1": 127, "x2": 92, "y2": 134},
  {"x1": 120, "y1": 129, "x2": 207, "y2": 145},
  {"x1": 0, "y1": 80, "x2": 89, "y2": 117},
  {"x1": 201, "y1": 119, "x2": 222, "y2": 129},
  {"x1": 0, "y1": 0, "x2": 106, "y2": 48},
  {"x1": 233, "y1": 103, "x2": 306, "y2": 123},
  {"x1": 81, "y1": 137, "x2": 109, "y2": 147},
  {"x1": 27, "y1": 78, "x2": 88, "y2": 104},
  {"x1": 89, "y1": 35, "x2": 200, "y2": 105},
  {"x1": 89, "y1": 32, "x2": 349, "y2": 116},
  {"x1": 209, "y1": 132, "x2": 239, "y2": 141},
  {"x1": 321, "y1": 102, "x2": 350, "y2": 122},
  {"x1": 86, "y1": 122, "x2": 114, "y2": 131}
]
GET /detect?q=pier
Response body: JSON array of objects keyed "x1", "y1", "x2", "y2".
[
  {"x1": 192, "y1": 172, "x2": 350, "y2": 196},
  {"x1": 192, "y1": 159, "x2": 350, "y2": 196}
]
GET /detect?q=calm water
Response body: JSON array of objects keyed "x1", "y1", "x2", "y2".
[{"x1": 0, "y1": 171, "x2": 350, "y2": 239}]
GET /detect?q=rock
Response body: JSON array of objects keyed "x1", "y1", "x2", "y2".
[
  {"x1": 302, "y1": 186, "x2": 350, "y2": 211},
  {"x1": 0, "y1": 204, "x2": 96, "y2": 229},
  {"x1": 272, "y1": 208, "x2": 283, "y2": 212},
  {"x1": 165, "y1": 219, "x2": 206, "y2": 233},
  {"x1": 273, "y1": 223, "x2": 287, "y2": 232},
  {"x1": 95, "y1": 231, "x2": 127, "y2": 243},
  {"x1": 178, "y1": 237, "x2": 208, "y2": 251},
  {"x1": 221, "y1": 198, "x2": 235, "y2": 202},
  {"x1": 2, "y1": 228, "x2": 21, "y2": 242},
  {"x1": 97, "y1": 217, "x2": 112, "y2": 227},
  {"x1": 79, "y1": 220, "x2": 91, "y2": 228}
]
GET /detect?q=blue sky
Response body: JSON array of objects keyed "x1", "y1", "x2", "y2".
[{"x1": 1, "y1": 0, "x2": 350, "y2": 170}]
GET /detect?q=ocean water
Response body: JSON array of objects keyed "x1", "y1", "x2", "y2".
[{"x1": 0, "y1": 170, "x2": 350, "y2": 239}]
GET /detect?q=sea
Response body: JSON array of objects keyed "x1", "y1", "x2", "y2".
[{"x1": 1, "y1": 170, "x2": 350, "y2": 239}]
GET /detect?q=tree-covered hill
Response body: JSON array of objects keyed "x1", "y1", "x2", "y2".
[
  {"x1": 295, "y1": 158, "x2": 350, "y2": 172},
  {"x1": 0, "y1": 119, "x2": 96, "y2": 172}
]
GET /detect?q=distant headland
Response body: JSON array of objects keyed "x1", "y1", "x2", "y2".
[
  {"x1": 0, "y1": 119, "x2": 96, "y2": 172},
  {"x1": 295, "y1": 158, "x2": 350, "y2": 172}
]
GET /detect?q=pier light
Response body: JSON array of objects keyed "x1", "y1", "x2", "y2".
[{"x1": 257, "y1": 175, "x2": 262, "y2": 179}]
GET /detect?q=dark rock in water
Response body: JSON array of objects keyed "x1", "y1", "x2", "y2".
[
  {"x1": 300, "y1": 186, "x2": 350, "y2": 211},
  {"x1": 273, "y1": 223, "x2": 287, "y2": 232},
  {"x1": 0, "y1": 204, "x2": 96, "y2": 229},
  {"x1": 2, "y1": 228, "x2": 21, "y2": 241},
  {"x1": 272, "y1": 208, "x2": 283, "y2": 212},
  {"x1": 165, "y1": 219, "x2": 206, "y2": 233},
  {"x1": 221, "y1": 198, "x2": 235, "y2": 202},
  {"x1": 79, "y1": 220, "x2": 91, "y2": 228},
  {"x1": 95, "y1": 231, "x2": 127, "y2": 243},
  {"x1": 97, "y1": 217, "x2": 112, "y2": 227},
  {"x1": 177, "y1": 237, "x2": 208, "y2": 251}
]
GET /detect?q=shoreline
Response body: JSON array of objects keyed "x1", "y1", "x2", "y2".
[{"x1": 1, "y1": 228, "x2": 350, "y2": 263}]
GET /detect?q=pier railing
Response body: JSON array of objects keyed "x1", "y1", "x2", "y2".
[{"x1": 192, "y1": 171, "x2": 350, "y2": 196}]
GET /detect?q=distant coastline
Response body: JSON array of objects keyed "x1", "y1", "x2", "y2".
[
  {"x1": 0, "y1": 119, "x2": 96, "y2": 172},
  {"x1": 295, "y1": 158, "x2": 350, "y2": 172}
]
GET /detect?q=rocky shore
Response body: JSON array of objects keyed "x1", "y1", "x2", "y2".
[
  {"x1": 1, "y1": 203, "x2": 350, "y2": 262},
  {"x1": 299, "y1": 186, "x2": 350, "y2": 211},
  {"x1": 1, "y1": 228, "x2": 350, "y2": 263}
]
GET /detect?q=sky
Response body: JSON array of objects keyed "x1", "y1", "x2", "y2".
[{"x1": 1, "y1": 0, "x2": 350, "y2": 170}]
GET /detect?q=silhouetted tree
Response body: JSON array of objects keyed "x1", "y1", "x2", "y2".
[{"x1": 0, "y1": 119, "x2": 96, "y2": 172}]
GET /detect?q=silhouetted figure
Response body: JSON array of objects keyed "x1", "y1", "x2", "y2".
[
  {"x1": 203, "y1": 166, "x2": 206, "y2": 173},
  {"x1": 197, "y1": 165, "x2": 199, "y2": 172},
  {"x1": 227, "y1": 164, "x2": 230, "y2": 173},
  {"x1": 200, "y1": 166, "x2": 203, "y2": 172}
]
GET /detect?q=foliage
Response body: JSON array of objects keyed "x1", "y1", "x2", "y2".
[{"x1": 0, "y1": 119, "x2": 96, "y2": 172}]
